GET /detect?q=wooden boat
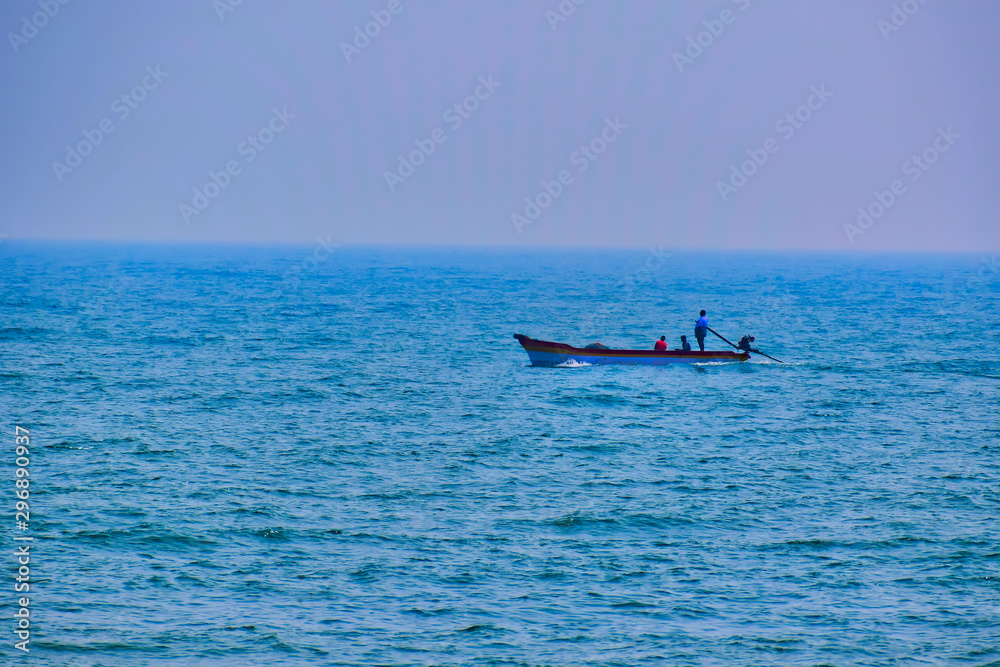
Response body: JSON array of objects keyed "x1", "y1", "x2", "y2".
[{"x1": 513, "y1": 333, "x2": 749, "y2": 366}]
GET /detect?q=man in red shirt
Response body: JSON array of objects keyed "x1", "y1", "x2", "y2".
[{"x1": 654, "y1": 335, "x2": 667, "y2": 351}]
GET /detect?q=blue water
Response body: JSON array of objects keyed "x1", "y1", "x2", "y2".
[{"x1": 2, "y1": 244, "x2": 999, "y2": 665}]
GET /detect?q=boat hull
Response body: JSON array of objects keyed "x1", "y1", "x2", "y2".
[{"x1": 514, "y1": 334, "x2": 749, "y2": 366}]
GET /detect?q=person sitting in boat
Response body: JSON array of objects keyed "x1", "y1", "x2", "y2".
[
  {"x1": 676, "y1": 335, "x2": 691, "y2": 351},
  {"x1": 654, "y1": 336, "x2": 667, "y2": 351},
  {"x1": 584, "y1": 342, "x2": 607, "y2": 349},
  {"x1": 737, "y1": 335, "x2": 755, "y2": 352},
  {"x1": 694, "y1": 310, "x2": 708, "y2": 351}
]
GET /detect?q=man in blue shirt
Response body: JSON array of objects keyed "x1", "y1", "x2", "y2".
[{"x1": 694, "y1": 310, "x2": 708, "y2": 351}]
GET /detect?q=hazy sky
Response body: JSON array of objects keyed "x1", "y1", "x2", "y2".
[{"x1": 2, "y1": 0, "x2": 997, "y2": 250}]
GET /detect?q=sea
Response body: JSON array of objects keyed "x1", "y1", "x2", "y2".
[{"x1": 1, "y1": 243, "x2": 998, "y2": 666}]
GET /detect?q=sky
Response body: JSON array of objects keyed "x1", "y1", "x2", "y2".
[{"x1": 1, "y1": 0, "x2": 997, "y2": 251}]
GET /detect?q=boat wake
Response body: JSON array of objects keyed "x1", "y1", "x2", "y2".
[{"x1": 554, "y1": 359, "x2": 592, "y2": 368}]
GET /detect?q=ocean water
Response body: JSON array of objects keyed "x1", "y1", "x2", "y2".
[{"x1": 1, "y1": 244, "x2": 998, "y2": 666}]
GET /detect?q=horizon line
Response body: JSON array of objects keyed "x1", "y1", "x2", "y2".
[{"x1": 1, "y1": 238, "x2": 996, "y2": 255}]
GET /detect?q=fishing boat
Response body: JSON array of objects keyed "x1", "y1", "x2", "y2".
[{"x1": 514, "y1": 333, "x2": 749, "y2": 366}]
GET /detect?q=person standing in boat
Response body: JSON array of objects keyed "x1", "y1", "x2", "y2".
[
  {"x1": 694, "y1": 310, "x2": 709, "y2": 351},
  {"x1": 676, "y1": 335, "x2": 691, "y2": 351},
  {"x1": 654, "y1": 336, "x2": 667, "y2": 351}
]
